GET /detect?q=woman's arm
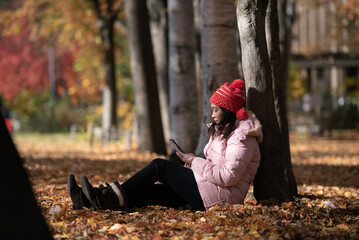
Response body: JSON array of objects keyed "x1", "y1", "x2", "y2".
[{"x1": 191, "y1": 137, "x2": 256, "y2": 186}]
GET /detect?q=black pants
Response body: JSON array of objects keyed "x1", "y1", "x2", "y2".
[{"x1": 121, "y1": 158, "x2": 205, "y2": 211}]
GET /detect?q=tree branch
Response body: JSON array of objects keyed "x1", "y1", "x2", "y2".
[
  {"x1": 91, "y1": 0, "x2": 102, "y2": 18},
  {"x1": 109, "y1": 5, "x2": 123, "y2": 21}
]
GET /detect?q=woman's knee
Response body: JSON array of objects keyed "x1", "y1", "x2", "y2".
[
  {"x1": 150, "y1": 158, "x2": 168, "y2": 172},
  {"x1": 151, "y1": 158, "x2": 167, "y2": 166}
]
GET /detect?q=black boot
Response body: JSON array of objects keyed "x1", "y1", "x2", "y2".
[
  {"x1": 68, "y1": 174, "x2": 92, "y2": 210},
  {"x1": 81, "y1": 176, "x2": 127, "y2": 211}
]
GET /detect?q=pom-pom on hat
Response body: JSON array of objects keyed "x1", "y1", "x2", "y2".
[{"x1": 210, "y1": 79, "x2": 248, "y2": 120}]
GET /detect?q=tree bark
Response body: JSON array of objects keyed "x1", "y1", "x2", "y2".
[
  {"x1": 237, "y1": 0, "x2": 297, "y2": 202},
  {"x1": 92, "y1": 0, "x2": 118, "y2": 143},
  {"x1": 278, "y1": 0, "x2": 294, "y2": 97},
  {"x1": 0, "y1": 114, "x2": 53, "y2": 239},
  {"x1": 267, "y1": 0, "x2": 298, "y2": 198},
  {"x1": 195, "y1": 0, "x2": 240, "y2": 156},
  {"x1": 125, "y1": 0, "x2": 167, "y2": 155},
  {"x1": 147, "y1": 0, "x2": 171, "y2": 145},
  {"x1": 168, "y1": 0, "x2": 199, "y2": 153}
]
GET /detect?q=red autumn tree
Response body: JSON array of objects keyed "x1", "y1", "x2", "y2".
[{"x1": 0, "y1": 20, "x2": 78, "y2": 101}]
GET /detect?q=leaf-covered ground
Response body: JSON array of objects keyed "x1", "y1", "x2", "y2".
[{"x1": 14, "y1": 132, "x2": 359, "y2": 239}]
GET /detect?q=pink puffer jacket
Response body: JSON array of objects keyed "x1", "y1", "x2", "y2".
[{"x1": 191, "y1": 111, "x2": 263, "y2": 209}]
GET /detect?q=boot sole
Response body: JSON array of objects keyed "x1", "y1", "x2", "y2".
[{"x1": 81, "y1": 176, "x2": 100, "y2": 210}]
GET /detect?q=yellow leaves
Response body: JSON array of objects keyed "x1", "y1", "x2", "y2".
[
  {"x1": 117, "y1": 101, "x2": 135, "y2": 130},
  {"x1": 74, "y1": 30, "x2": 83, "y2": 43},
  {"x1": 68, "y1": 86, "x2": 77, "y2": 96},
  {"x1": 344, "y1": 191, "x2": 352, "y2": 198},
  {"x1": 87, "y1": 218, "x2": 97, "y2": 228},
  {"x1": 56, "y1": 221, "x2": 65, "y2": 227},
  {"x1": 96, "y1": 105, "x2": 103, "y2": 115},
  {"x1": 281, "y1": 201, "x2": 293, "y2": 209},
  {"x1": 82, "y1": 78, "x2": 91, "y2": 88},
  {"x1": 248, "y1": 223, "x2": 260, "y2": 238},
  {"x1": 336, "y1": 223, "x2": 349, "y2": 230}
]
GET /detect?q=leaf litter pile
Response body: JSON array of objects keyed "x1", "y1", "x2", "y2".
[{"x1": 15, "y1": 132, "x2": 359, "y2": 239}]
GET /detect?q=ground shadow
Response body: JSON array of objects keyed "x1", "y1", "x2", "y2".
[
  {"x1": 23, "y1": 156, "x2": 155, "y2": 186},
  {"x1": 293, "y1": 164, "x2": 359, "y2": 188},
  {"x1": 24, "y1": 155, "x2": 359, "y2": 189}
]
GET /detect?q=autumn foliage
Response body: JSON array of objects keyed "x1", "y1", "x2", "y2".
[
  {"x1": 0, "y1": 23, "x2": 49, "y2": 100},
  {"x1": 0, "y1": 0, "x2": 108, "y2": 105},
  {"x1": 0, "y1": 22, "x2": 78, "y2": 101},
  {"x1": 14, "y1": 132, "x2": 359, "y2": 239},
  {"x1": 340, "y1": 0, "x2": 359, "y2": 19}
]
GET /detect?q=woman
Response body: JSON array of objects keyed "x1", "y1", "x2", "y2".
[{"x1": 68, "y1": 79, "x2": 262, "y2": 211}]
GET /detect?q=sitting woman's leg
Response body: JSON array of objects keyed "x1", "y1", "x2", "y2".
[
  {"x1": 121, "y1": 158, "x2": 205, "y2": 211},
  {"x1": 74, "y1": 158, "x2": 205, "y2": 211},
  {"x1": 129, "y1": 183, "x2": 186, "y2": 209}
]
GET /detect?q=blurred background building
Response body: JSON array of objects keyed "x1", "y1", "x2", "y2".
[{"x1": 289, "y1": 1, "x2": 359, "y2": 136}]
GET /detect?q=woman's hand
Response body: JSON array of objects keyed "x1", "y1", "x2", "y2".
[{"x1": 176, "y1": 151, "x2": 195, "y2": 165}]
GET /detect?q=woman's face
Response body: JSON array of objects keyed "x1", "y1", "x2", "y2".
[{"x1": 211, "y1": 103, "x2": 223, "y2": 124}]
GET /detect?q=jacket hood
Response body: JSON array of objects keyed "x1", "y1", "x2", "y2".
[
  {"x1": 245, "y1": 110, "x2": 263, "y2": 143},
  {"x1": 208, "y1": 110, "x2": 263, "y2": 143}
]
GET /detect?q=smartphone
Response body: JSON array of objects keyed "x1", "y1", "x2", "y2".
[{"x1": 169, "y1": 139, "x2": 184, "y2": 153}]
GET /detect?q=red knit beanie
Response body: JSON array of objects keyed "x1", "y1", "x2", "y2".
[{"x1": 210, "y1": 79, "x2": 248, "y2": 120}]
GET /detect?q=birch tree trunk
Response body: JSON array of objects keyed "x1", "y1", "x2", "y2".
[
  {"x1": 125, "y1": 0, "x2": 167, "y2": 155},
  {"x1": 168, "y1": 0, "x2": 198, "y2": 152},
  {"x1": 148, "y1": 0, "x2": 170, "y2": 144},
  {"x1": 237, "y1": 0, "x2": 297, "y2": 202},
  {"x1": 195, "y1": 0, "x2": 240, "y2": 156},
  {"x1": 0, "y1": 114, "x2": 53, "y2": 240}
]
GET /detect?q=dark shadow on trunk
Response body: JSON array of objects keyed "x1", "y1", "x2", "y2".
[{"x1": 0, "y1": 114, "x2": 53, "y2": 240}]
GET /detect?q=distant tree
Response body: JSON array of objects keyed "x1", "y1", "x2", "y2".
[
  {"x1": 0, "y1": 18, "x2": 78, "y2": 103},
  {"x1": 338, "y1": 0, "x2": 359, "y2": 20},
  {"x1": 0, "y1": 0, "x2": 104, "y2": 105},
  {"x1": 0, "y1": 112, "x2": 53, "y2": 239},
  {"x1": 195, "y1": 0, "x2": 240, "y2": 156},
  {"x1": 237, "y1": 0, "x2": 297, "y2": 202},
  {"x1": 168, "y1": 0, "x2": 199, "y2": 152},
  {"x1": 333, "y1": 0, "x2": 359, "y2": 56},
  {"x1": 124, "y1": 0, "x2": 167, "y2": 154},
  {"x1": 297, "y1": 0, "x2": 359, "y2": 56},
  {"x1": 148, "y1": 0, "x2": 171, "y2": 143},
  {"x1": 0, "y1": 25, "x2": 49, "y2": 100},
  {"x1": 89, "y1": 0, "x2": 123, "y2": 143}
]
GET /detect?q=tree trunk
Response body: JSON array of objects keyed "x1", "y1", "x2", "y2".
[
  {"x1": 48, "y1": 45, "x2": 56, "y2": 107},
  {"x1": 101, "y1": 22, "x2": 117, "y2": 143},
  {"x1": 168, "y1": 0, "x2": 198, "y2": 153},
  {"x1": 267, "y1": 0, "x2": 298, "y2": 198},
  {"x1": 195, "y1": 0, "x2": 240, "y2": 156},
  {"x1": 278, "y1": 0, "x2": 294, "y2": 96},
  {"x1": 0, "y1": 114, "x2": 53, "y2": 239},
  {"x1": 280, "y1": 0, "x2": 298, "y2": 197},
  {"x1": 237, "y1": 0, "x2": 297, "y2": 202},
  {"x1": 92, "y1": 0, "x2": 118, "y2": 143},
  {"x1": 125, "y1": 0, "x2": 167, "y2": 155},
  {"x1": 147, "y1": 0, "x2": 171, "y2": 145}
]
